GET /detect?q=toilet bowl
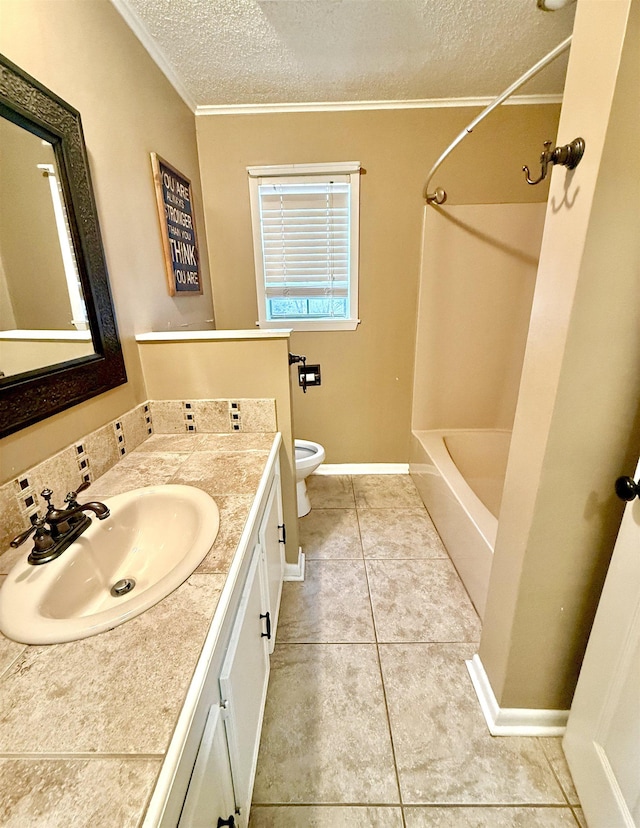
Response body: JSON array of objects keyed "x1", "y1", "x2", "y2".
[{"x1": 294, "y1": 439, "x2": 326, "y2": 517}]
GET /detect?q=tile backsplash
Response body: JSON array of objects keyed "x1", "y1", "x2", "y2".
[
  {"x1": 0, "y1": 398, "x2": 276, "y2": 553},
  {"x1": 149, "y1": 399, "x2": 276, "y2": 435}
]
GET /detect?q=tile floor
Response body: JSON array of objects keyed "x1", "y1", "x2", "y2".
[{"x1": 250, "y1": 475, "x2": 585, "y2": 828}]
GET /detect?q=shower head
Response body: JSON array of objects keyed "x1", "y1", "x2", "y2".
[{"x1": 537, "y1": 0, "x2": 576, "y2": 10}]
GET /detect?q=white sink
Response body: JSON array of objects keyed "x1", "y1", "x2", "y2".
[{"x1": 0, "y1": 485, "x2": 219, "y2": 645}]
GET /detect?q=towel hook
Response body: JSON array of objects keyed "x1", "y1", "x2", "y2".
[{"x1": 523, "y1": 137, "x2": 585, "y2": 185}]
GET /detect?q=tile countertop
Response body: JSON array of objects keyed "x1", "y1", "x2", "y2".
[{"x1": 0, "y1": 432, "x2": 277, "y2": 828}]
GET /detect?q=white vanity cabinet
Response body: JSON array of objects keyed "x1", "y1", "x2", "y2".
[
  {"x1": 220, "y1": 471, "x2": 285, "y2": 821},
  {"x1": 258, "y1": 470, "x2": 285, "y2": 655},
  {"x1": 178, "y1": 705, "x2": 236, "y2": 827},
  {"x1": 219, "y1": 542, "x2": 270, "y2": 824},
  {"x1": 149, "y1": 438, "x2": 286, "y2": 828}
]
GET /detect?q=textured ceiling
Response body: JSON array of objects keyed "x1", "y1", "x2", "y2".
[{"x1": 114, "y1": 0, "x2": 576, "y2": 110}]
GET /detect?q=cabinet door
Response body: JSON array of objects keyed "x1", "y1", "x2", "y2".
[
  {"x1": 259, "y1": 476, "x2": 285, "y2": 654},
  {"x1": 219, "y1": 547, "x2": 270, "y2": 822},
  {"x1": 178, "y1": 705, "x2": 236, "y2": 828}
]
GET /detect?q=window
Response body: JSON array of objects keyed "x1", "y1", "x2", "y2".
[{"x1": 247, "y1": 162, "x2": 360, "y2": 331}]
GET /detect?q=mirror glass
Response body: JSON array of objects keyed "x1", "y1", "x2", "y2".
[
  {"x1": 0, "y1": 53, "x2": 126, "y2": 438},
  {"x1": 0, "y1": 117, "x2": 94, "y2": 378}
]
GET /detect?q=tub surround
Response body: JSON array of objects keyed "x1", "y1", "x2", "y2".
[
  {"x1": 442, "y1": 431, "x2": 511, "y2": 519},
  {"x1": 0, "y1": 427, "x2": 280, "y2": 826},
  {"x1": 411, "y1": 430, "x2": 574, "y2": 737},
  {"x1": 410, "y1": 430, "x2": 511, "y2": 620}
]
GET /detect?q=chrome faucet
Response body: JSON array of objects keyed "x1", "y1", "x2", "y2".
[{"x1": 10, "y1": 482, "x2": 110, "y2": 565}]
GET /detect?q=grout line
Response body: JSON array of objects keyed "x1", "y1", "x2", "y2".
[
  {"x1": 356, "y1": 501, "x2": 406, "y2": 825},
  {"x1": 537, "y1": 737, "x2": 578, "y2": 809},
  {"x1": 0, "y1": 752, "x2": 164, "y2": 760},
  {"x1": 400, "y1": 804, "x2": 581, "y2": 811},
  {"x1": 0, "y1": 647, "x2": 28, "y2": 684},
  {"x1": 570, "y1": 806, "x2": 585, "y2": 826},
  {"x1": 272, "y1": 640, "x2": 480, "y2": 647},
  {"x1": 374, "y1": 638, "x2": 407, "y2": 828},
  {"x1": 352, "y1": 479, "x2": 365, "y2": 558},
  {"x1": 276, "y1": 639, "x2": 378, "y2": 645},
  {"x1": 304, "y1": 555, "x2": 449, "y2": 561},
  {"x1": 348, "y1": 474, "x2": 358, "y2": 512},
  {"x1": 252, "y1": 802, "x2": 405, "y2": 809}
]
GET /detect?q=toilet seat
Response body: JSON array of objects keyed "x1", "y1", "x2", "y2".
[
  {"x1": 295, "y1": 445, "x2": 316, "y2": 461},
  {"x1": 294, "y1": 439, "x2": 325, "y2": 477}
]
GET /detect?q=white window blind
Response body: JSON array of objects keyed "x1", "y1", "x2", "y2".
[
  {"x1": 248, "y1": 163, "x2": 360, "y2": 331},
  {"x1": 259, "y1": 180, "x2": 349, "y2": 310}
]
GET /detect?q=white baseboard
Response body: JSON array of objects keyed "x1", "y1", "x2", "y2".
[
  {"x1": 314, "y1": 463, "x2": 409, "y2": 475},
  {"x1": 283, "y1": 549, "x2": 305, "y2": 581},
  {"x1": 466, "y1": 654, "x2": 569, "y2": 736}
]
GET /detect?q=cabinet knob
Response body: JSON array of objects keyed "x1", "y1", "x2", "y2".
[{"x1": 217, "y1": 816, "x2": 235, "y2": 827}]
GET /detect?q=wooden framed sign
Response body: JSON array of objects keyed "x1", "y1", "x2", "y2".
[{"x1": 151, "y1": 153, "x2": 202, "y2": 295}]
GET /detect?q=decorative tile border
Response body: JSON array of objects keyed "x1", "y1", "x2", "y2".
[
  {"x1": 183, "y1": 402, "x2": 196, "y2": 433},
  {"x1": 230, "y1": 401, "x2": 242, "y2": 431},
  {"x1": 113, "y1": 421, "x2": 126, "y2": 457},
  {"x1": 144, "y1": 403, "x2": 153, "y2": 436},
  {"x1": 149, "y1": 399, "x2": 276, "y2": 434},
  {"x1": 75, "y1": 442, "x2": 91, "y2": 481},
  {"x1": 14, "y1": 475, "x2": 39, "y2": 522}
]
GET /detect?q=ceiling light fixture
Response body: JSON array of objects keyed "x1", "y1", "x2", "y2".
[{"x1": 537, "y1": 0, "x2": 576, "y2": 10}]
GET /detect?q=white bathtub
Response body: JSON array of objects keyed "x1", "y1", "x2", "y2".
[{"x1": 410, "y1": 429, "x2": 512, "y2": 619}]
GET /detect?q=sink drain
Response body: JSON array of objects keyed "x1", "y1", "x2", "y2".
[{"x1": 111, "y1": 578, "x2": 136, "y2": 597}]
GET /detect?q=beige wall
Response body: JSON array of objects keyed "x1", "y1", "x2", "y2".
[
  {"x1": 0, "y1": 119, "x2": 72, "y2": 330},
  {"x1": 137, "y1": 336, "x2": 300, "y2": 561},
  {"x1": 196, "y1": 105, "x2": 559, "y2": 463},
  {"x1": 413, "y1": 203, "x2": 547, "y2": 432},
  {"x1": 480, "y1": 0, "x2": 640, "y2": 710},
  {"x1": 0, "y1": 0, "x2": 214, "y2": 482},
  {"x1": 0, "y1": 254, "x2": 15, "y2": 330},
  {"x1": 0, "y1": 337, "x2": 94, "y2": 377}
]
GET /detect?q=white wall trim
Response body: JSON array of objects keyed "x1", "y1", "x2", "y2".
[
  {"x1": 283, "y1": 549, "x2": 305, "y2": 581},
  {"x1": 110, "y1": 0, "x2": 197, "y2": 112},
  {"x1": 315, "y1": 463, "x2": 409, "y2": 475},
  {"x1": 466, "y1": 655, "x2": 569, "y2": 736},
  {"x1": 135, "y1": 329, "x2": 292, "y2": 342},
  {"x1": 196, "y1": 94, "x2": 562, "y2": 117}
]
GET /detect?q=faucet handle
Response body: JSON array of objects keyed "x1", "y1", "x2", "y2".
[
  {"x1": 41, "y1": 488, "x2": 55, "y2": 511},
  {"x1": 10, "y1": 516, "x2": 46, "y2": 548},
  {"x1": 64, "y1": 480, "x2": 91, "y2": 506}
]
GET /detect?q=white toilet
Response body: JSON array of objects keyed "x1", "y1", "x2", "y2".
[{"x1": 294, "y1": 439, "x2": 326, "y2": 517}]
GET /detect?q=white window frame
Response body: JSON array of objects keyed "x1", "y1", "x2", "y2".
[{"x1": 247, "y1": 162, "x2": 361, "y2": 332}]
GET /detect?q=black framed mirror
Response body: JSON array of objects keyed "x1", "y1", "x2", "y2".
[{"x1": 0, "y1": 53, "x2": 126, "y2": 438}]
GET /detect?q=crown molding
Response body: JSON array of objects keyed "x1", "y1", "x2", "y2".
[
  {"x1": 110, "y1": 0, "x2": 197, "y2": 112},
  {"x1": 195, "y1": 94, "x2": 562, "y2": 117}
]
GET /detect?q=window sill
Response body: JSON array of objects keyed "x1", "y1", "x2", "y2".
[{"x1": 257, "y1": 319, "x2": 360, "y2": 332}]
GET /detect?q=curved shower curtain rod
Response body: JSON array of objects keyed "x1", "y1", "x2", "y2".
[{"x1": 423, "y1": 35, "x2": 573, "y2": 204}]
